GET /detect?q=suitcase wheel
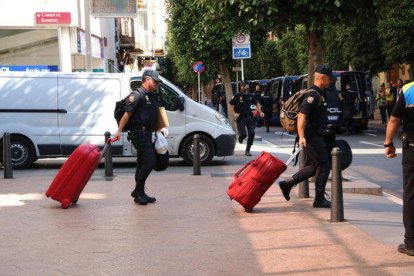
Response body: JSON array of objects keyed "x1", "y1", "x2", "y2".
[
  {"x1": 72, "y1": 199, "x2": 78, "y2": 204},
  {"x1": 61, "y1": 199, "x2": 71, "y2": 209}
]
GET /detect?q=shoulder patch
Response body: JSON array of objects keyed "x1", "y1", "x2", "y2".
[
  {"x1": 307, "y1": 96, "x2": 314, "y2": 104},
  {"x1": 128, "y1": 95, "x2": 135, "y2": 102}
]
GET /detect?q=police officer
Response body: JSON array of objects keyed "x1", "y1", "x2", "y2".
[
  {"x1": 279, "y1": 65, "x2": 334, "y2": 208},
  {"x1": 339, "y1": 82, "x2": 358, "y2": 135},
  {"x1": 259, "y1": 86, "x2": 275, "y2": 132},
  {"x1": 229, "y1": 81, "x2": 264, "y2": 156},
  {"x1": 114, "y1": 70, "x2": 162, "y2": 205},
  {"x1": 384, "y1": 81, "x2": 414, "y2": 256}
]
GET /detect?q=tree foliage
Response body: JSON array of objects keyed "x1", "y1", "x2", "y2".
[{"x1": 378, "y1": 0, "x2": 414, "y2": 66}]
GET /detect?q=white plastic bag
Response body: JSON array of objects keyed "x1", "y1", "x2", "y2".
[{"x1": 154, "y1": 131, "x2": 168, "y2": 154}]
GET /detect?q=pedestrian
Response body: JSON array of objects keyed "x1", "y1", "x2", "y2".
[
  {"x1": 386, "y1": 82, "x2": 396, "y2": 119},
  {"x1": 229, "y1": 81, "x2": 264, "y2": 156},
  {"x1": 376, "y1": 83, "x2": 387, "y2": 124},
  {"x1": 253, "y1": 83, "x2": 263, "y2": 127},
  {"x1": 259, "y1": 86, "x2": 275, "y2": 132},
  {"x1": 279, "y1": 65, "x2": 334, "y2": 208},
  {"x1": 384, "y1": 80, "x2": 414, "y2": 256},
  {"x1": 114, "y1": 70, "x2": 162, "y2": 205},
  {"x1": 340, "y1": 82, "x2": 358, "y2": 135}
]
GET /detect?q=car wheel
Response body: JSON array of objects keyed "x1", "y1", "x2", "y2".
[
  {"x1": 181, "y1": 134, "x2": 214, "y2": 166},
  {"x1": 0, "y1": 136, "x2": 35, "y2": 169}
]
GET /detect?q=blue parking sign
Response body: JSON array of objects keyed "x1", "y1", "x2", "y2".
[{"x1": 232, "y1": 46, "x2": 251, "y2": 59}]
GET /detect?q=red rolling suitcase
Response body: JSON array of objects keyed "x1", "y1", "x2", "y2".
[
  {"x1": 46, "y1": 139, "x2": 116, "y2": 209},
  {"x1": 227, "y1": 149, "x2": 301, "y2": 211}
]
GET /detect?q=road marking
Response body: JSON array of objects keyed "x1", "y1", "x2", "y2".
[
  {"x1": 364, "y1": 133, "x2": 377, "y2": 137},
  {"x1": 360, "y1": 141, "x2": 383, "y2": 148},
  {"x1": 384, "y1": 192, "x2": 402, "y2": 205}
]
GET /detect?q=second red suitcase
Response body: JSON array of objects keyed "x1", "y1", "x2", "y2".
[
  {"x1": 227, "y1": 149, "x2": 302, "y2": 211},
  {"x1": 46, "y1": 144, "x2": 104, "y2": 209}
]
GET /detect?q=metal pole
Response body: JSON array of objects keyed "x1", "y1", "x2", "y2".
[
  {"x1": 104, "y1": 132, "x2": 113, "y2": 177},
  {"x1": 241, "y1": 59, "x2": 244, "y2": 81},
  {"x1": 236, "y1": 72, "x2": 239, "y2": 94},
  {"x1": 298, "y1": 150, "x2": 309, "y2": 198},
  {"x1": 198, "y1": 72, "x2": 201, "y2": 103},
  {"x1": 331, "y1": 147, "x2": 344, "y2": 222},
  {"x1": 3, "y1": 132, "x2": 13, "y2": 179},
  {"x1": 193, "y1": 134, "x2": 201, "y2": 175},
  {"x1": 84, "y1": 0, "x2": 92, "y2": 72}
]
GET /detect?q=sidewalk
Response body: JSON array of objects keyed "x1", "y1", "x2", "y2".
[{"x1": 0, "y1": 138, "x2": 413, "y2": 275}]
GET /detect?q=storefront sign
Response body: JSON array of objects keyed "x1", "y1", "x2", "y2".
[
  {"x1": 0, "y1": 65, "x2": 59, "y2": 72},
  {"x1": 91, "y1": 0, "x2": 137, "y2": 17},
  {"x1": 35, "y1": 12, "x2": 71, "y2": 25}
]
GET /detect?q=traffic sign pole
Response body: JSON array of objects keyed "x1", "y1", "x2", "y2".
[
  {"x1": 241, "y1": 59, "x2": 244, "y2": 81},
  {"x1": 197, "y1": 72, "x2": 201, "y2": 103}
]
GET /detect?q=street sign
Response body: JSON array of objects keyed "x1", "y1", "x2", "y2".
[
  {"x1": 232, "y1": 33, "x2": 250, "y2": 46},
  {"x1": 232, "y1": 67, "x2": 242, "y2": 72},
  {"x1": 232, "y1": 46, "x2": 251, "y2": 59},
  {"x1": 35, "y1": 12, "x2": 71, "y2": 25},
  {"x1": 91, "y1": 0, "x2": 137, "y2": 17},
  {"x1": 193, "y1": 61, "x2": 205, "y2": 73}
]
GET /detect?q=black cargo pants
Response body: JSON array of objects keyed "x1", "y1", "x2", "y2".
[
  {"x1": 130, "y1": 127, "x2": 156, "y2": 187},
  {"x1": 402, "y1": 143, "x2": 414, "y2": 248},
  {"x1": 291, "y1": 131, "x2": 331, "y2": 200},
  {"x1": 236, "y1": 114, "x2": 255, "y2": 146}
]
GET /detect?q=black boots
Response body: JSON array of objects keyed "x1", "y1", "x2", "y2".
[
  {"x1": 131, "y1": 182, "x2": 156, "y2": 205},
  {"x1": 245, "y1": 144, "x2": 252, "y2": 156},
  {"x1": 278, "y1": 178, "x2": 297, "y2": 201},
  {"x1": 313, "y1": 190, "x2": 331, "y2": 208}
]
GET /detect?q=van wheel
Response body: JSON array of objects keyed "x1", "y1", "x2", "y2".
[
  {"x1": 181, "y1": 134, "x2": 214, "y2": 166},
  {"x1": 0, "y1": 136, "x2": 35, "y2": 169}
]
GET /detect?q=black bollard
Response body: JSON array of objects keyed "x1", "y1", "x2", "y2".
[
  {"x1": 298, "y1": 150, "x2": 309, "y2": 198},
  {"x1": 3, "y1": 132, "x2": 13, "y2": 179},
  {"x1": 193, "y1": 134, "x2": 201, "y2": 175},
  {"x1": 331, "y1": 147, "x2": 344, "y2": 222},
  {"x1": 104, "y1": 131, "x2": 113, "y2": 177}
]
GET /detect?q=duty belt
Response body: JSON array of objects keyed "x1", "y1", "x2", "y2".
[{"x1": 133, "y1": 125, "x2": 153, "y2": 132}]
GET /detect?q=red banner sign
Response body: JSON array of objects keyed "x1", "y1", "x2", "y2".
[{"x1": 35, "y1": 12, "x2": 71, "y2": 25}]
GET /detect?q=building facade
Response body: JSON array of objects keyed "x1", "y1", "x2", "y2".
[{"x1": 0, "y1": 0, "x2": 168, "y2": 73}]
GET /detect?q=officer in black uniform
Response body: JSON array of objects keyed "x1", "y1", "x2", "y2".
[
  {"x1": 279, "y1": 65, "x2": 334, "y2": 208},
  {"x1": 339, "y1": 82, "x2": 358, "y2": 135},
  {"x1": 259, "y1": 86, "x2": 275, "y2": 132},
  {"x1": 229, "y1": 81, "x2": 264, "y2": 156},
  {"x1": 114, "y1": 70, "x2": 162, "y2": 205},
  {"x1": 384, "y1": 81, "x2": 414, "y2": 256}
]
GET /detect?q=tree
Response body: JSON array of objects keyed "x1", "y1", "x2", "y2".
[
  {"x1": 167, "y1": 0, "x2": 268, "y2": 124},
  {"x1": 201, "y1": 0, "x2": 377, "y2": 85},
  {"x1": 378, "y1": 0, "x2": 414, "y2": 78}
]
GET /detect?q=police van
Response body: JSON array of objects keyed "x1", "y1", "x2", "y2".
[
  {"x1": 290, "y1": 71, "x2": 374, "y2": 133},
  {"x1": 0, "y1": 72, "x2": 236, "y2": 168}
]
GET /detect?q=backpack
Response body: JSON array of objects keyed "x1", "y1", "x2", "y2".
[
  {"x1": 114, "y1": 90, "x2": 143, "y2": 132},
  {"x1": 279, "y1": 88, "x2": 320, "y2": 134}
]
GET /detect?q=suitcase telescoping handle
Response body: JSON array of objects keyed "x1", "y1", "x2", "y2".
[
  {"x1": 285, "y1": 146, "x2": 302, "y2": 166},
  {"x1": 100, "y1": 137, "x2": 119, "y2": 158}
]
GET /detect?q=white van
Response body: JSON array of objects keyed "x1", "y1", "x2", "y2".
[{"x1": 0, "y1": 72, "x2": 236, "y2": 168}]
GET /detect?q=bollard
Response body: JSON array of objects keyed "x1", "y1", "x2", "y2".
[
  {"x1": 3, "y1": 132, "x2": 13, "y2": 179},
  {"x1": 193, "y1": 134, "x2": 201, "y2": 175},
  {"x1": 104, "y1": 131, "x2": 113, "y2": 177},
  {"x1": 298, "y1": 150, "x2": 309, "y2": 198},
  {"x1": 331, "y1": 147, "x2": 344, "y2": 222}
]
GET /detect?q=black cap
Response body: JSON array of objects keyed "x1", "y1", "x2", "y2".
[
  {"x1": 240, "y1": 81, "x2": 248, "y2": 86},
  {"x1": 315, "y1": 65, "x2": 333, "y2": 77},
  {"x1": 142, "y1": 70, "x2": 163, "y2": 83}
]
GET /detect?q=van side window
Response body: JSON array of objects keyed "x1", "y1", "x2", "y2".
[
  {"x1": 157, "y1": 84, "x2": 180, "y2": 111},
  {"x1": 130, "y1": 80, "x2": 142, "y2": 92},
  {"x1": 130, "y1": 78, "x2": 180, "y2": 111}
]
